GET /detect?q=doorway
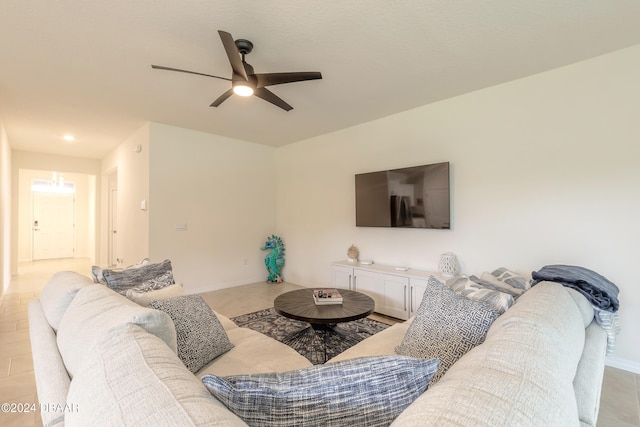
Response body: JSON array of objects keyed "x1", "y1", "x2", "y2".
[
  {"x1": 109, "y1": 187, "x2": 118, "y2": 266},
  {"x1": 107, "y1": 170, "x2": 118, "y2": 267},
  {"x1": 18, "y1": 169, "x2": 96, "y2": 263}
]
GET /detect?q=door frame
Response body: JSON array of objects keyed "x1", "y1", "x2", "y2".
[{"x1": 108, "y1": 186, "x2": 118, "y2": 267}]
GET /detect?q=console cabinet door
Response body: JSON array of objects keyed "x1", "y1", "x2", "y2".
[
  {"x1": 331, "y1": 265, "x2": 353, "y2": 290},
  {"x1": 353, "y1": 268, "x2": 384, "y2": 311},
  {"x1": 410, "y1": 278, "x2": 429, "y2": 316},
  {"x1": 380, "y1": 274, "x2": 410, "y2": 320}
]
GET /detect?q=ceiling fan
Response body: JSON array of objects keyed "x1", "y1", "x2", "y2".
[{"x1": 151, "y1": 30, "x2": 322, "y2": 111}]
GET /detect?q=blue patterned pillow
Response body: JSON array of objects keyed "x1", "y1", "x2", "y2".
[
  {"x1": 201, "y1": 356, "x2": 439, "y2": 427},
  {"x1": 149, "y1": 295, "x2": 234, "y2": 373},
  {"x1": 448, "y1": 275, "x2": 515, "y2": 314},
  {"x1": 489, "y1": 267, "x2": 532, "y2": 291},
  {"x1": 396, "y1": 277, "x2": 498, "y2": 383}
]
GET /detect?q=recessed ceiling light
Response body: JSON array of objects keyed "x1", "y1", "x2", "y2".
[{"x1": 63, "y1": 134, "x2": 75, "y2": 141}]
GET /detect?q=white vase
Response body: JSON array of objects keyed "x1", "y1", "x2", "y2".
[{"x1": 438, "y1": 252, "x2": 459, "y2": 276}]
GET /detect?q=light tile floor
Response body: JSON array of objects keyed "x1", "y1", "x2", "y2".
[{"x1": 1, "y1": 258, "x2": 638, "y2": 426}]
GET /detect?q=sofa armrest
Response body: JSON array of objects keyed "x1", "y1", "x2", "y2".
[
  {"x1": 574, "y1": 321, "x2": 607, "y2": 427},
  {"x1": 28, "y1": 300, "x2": 70, "y2": 427}
]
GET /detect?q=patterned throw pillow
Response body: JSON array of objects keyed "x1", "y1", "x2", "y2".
[
  {"x1": 448, "y1": 275, "x2": 515, "y2": 314},
  {"x1": 131, "y1": 270, "x2": 175, "y2": 292},
  {"x1": 102, "y1": 259, "x2": 174, "y2": 294},
  {"x1": 201, "y1": 356, "x2": 439, "y2": 427},
  {"x1": 489, "y1": 267, "x2": 532, "y2": 291},
  {"x1": 396, "y1": 277, "x2": 498, "y2": 383},
  {"x1": 125, "y1": 283, "x2": 185, "y2": 307},
  {"x1": 90, "y1": 265, "x2": 107, "y2": 284},
  {"x1": 469, "y1": 274, "x2": 522, "y2": 298},
  {"x1": 149, "y1": 295, "x2": 234, "y2": 373},
  {"x1": 91, "y1": 258, "x2": 151, "y2": 285}
]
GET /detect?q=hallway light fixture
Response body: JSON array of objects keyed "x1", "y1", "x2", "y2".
[{"x1": 51, "y1": 172, "x2": 64, "y2": 187}]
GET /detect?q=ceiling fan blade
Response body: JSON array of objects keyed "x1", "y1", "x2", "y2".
[
  {"x1": 151, "y1": 65, "x2": 231, "y2": 81},
  {"x1": 210, "y1": 88, "x2": 234, "y2": 107},
  {"x1": 254, "y1": 88, "x2": 293, "y2": 111},
  {"x1": 218, "y1": 30, "x2": 248, "y2": 81},
  {"x1": 255, "y1": 72, "x2": 322, "y2": 88}
]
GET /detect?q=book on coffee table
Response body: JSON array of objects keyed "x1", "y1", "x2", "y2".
[{"x1": 313, "y1": 288, "x2": 343, "y2": 305}]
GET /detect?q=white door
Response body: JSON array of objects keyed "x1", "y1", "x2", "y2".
[{"x1": 32, "y1": 192, "x2": 75, "y2": 260}]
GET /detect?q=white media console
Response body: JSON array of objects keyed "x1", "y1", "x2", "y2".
[{"x1": 331, "y1": 261, "x2": 445, "y2": 320}]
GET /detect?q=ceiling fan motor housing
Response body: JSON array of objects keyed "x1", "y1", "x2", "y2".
[{"x1": 234, "y1": 39, "x2": 254, "y2": 55}]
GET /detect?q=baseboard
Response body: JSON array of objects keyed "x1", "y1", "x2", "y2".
[
  {"x1": 605, "y1": 356, "x2": 640, "y2": 374},
  {"x1": 186, "y1": 277, "x2": 266, "y2": 295}
]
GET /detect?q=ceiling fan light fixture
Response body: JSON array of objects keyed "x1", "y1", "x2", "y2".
[
  {"x1": 233, "y1": 83, "x2": 254, "y2": 97},
  {"x1": 152, "y1": 30, "x2": 322, "y2": 110}
]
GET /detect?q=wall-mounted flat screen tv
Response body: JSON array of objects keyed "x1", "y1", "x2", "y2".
[{"x1": 355, "y1": 162, "x2": 450, "y2": 229}]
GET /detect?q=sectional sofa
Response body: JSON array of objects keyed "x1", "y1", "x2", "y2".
[{"x1": 29, "y1": 270, "x2": 607, "y2": 426}]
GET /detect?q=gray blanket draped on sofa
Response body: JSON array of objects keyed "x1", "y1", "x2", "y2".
[{"x1": 531, "y1": 264, "x2": 620, "y2": 355}]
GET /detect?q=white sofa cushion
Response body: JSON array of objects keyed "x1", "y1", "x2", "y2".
[
  {"x1": 65, "y1": 323, "x2": 248, "y2": 427},
  {"x1": 39, "y1": 271, "x2": 93, "y2": 331},
  {"x1": 198, "y1": 327, "x2": 313, "y2": 376},
  {"x1": 56, "y1": 284, "x2": 177, "y2": 377},
  {"x1": 328, "y1": 321, "x2": 411, "y2": 363}
]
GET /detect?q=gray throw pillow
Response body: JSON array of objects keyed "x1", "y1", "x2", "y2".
[
  {"x1": 92, "y1": 258, "x2": 151, "y2": 285},
  {"x1": 447, "y1": 275, "x2": 515, "y2": 314},
  {"x1": 149, "y1": 295, "x2": 234, "y2": 373},
  {"x1": 489, "y1": 267, "x2": 532, "y2": 291},
  {"x1": 202, "y1": 356, "x2": 439, "y2": 427},
  {"x1": 102, "y1": 259, "x2": 174, "y2": 294},
  {"x1": 90, "y1": 265, "x2": 107, "y2": 284},
  {"x1": 396, "y1": 276, "x2": 498, "y2": 383}
]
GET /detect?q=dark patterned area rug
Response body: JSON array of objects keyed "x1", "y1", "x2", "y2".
[{"x1": 232, "y1": 307, "x2": 390, "y2": 365}]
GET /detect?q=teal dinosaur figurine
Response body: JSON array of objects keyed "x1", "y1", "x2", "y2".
[{"x1": 261, "y1": 235, "x2": 285, "y2": 283}]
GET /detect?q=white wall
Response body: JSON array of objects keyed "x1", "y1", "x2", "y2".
[
  {"x1": 276, "y1": 45, "x2": 640, "y2": 370},
  {"x1": 148, "y1": 123, "x2": 277, "y2": 293},
  {"x1": 100, "y1": 124, "x2": 150, "y2": 267},
  {"x1": 11, "y1": 151, "x2": 101, "y2": 273},
  {"x1": 0, "y1": 119, "x2": 11, "y2": 294}
]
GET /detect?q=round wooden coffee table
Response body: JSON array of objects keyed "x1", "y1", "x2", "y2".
[{"x1": 274, "y1": 288, "x2": 375, "y2": 361}]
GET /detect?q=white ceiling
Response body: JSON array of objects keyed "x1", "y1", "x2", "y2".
[{"x1": 2, "y1": 1, "x2": 640, "y2": 159}]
